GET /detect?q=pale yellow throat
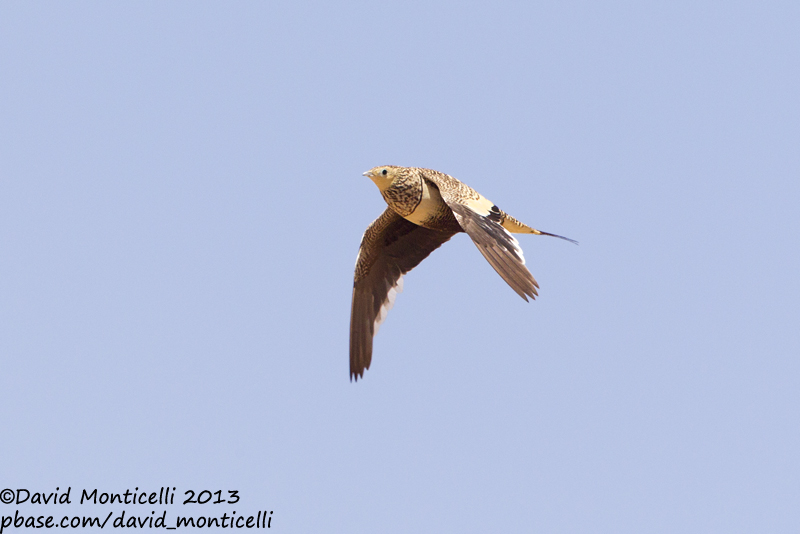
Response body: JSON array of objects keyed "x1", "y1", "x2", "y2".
[{"x1": 369, "y1": 174, "x2": 393, "y2": 191}]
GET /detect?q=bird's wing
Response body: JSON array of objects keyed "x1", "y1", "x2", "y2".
[
  {"x1": 350, "y1": 208, "x2": 456, "y2": 381},
  {"x1": 442, "y1": 195, "x2": 539, "y2": 302}
]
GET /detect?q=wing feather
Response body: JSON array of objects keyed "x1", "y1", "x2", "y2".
[
  {"x1": 446, "y1": 202, "x2": 539, "y2": 301},
  {"x1": 350, "y1": 208, "x2": 456, "y2": 380}
]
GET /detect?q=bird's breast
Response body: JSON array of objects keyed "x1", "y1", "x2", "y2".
[{"x1": 403, "y1": 179, "x2": 455, "y2": 230}]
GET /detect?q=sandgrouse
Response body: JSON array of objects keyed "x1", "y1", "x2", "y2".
[{"x1": 350, "y1": 166, "x2": 575, "y2": 380}]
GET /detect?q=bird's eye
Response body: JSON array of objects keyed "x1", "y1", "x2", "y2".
[{"x1": 382, "y1": 169, "x2": 388, "y2": 176}]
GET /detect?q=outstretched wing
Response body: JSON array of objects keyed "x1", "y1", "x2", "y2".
[
  {"x1": 350, "y1": 208, "x2": 456, "y2": 381},
  {"x1": 418, "y1": 171, "x2": 539, "y2": 301},
  {"x1": 447, "y1": 201, "x2": 539, "y2": 301}
]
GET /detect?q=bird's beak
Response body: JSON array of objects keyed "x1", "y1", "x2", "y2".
[{"x1": 362, "y1": 170, "x2": 372, "y2": 178}]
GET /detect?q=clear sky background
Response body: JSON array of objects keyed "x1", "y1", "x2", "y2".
[{"x1": 1, "y1": 1, "x2": 799, "y2": 532}]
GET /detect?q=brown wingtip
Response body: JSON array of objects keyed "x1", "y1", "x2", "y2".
[
  {"x1": 350, "y1": 362, "x2": 368, "y2": 381},
  {"x1": 349, "y1": 360, "x2": 367, "y2": 382}
]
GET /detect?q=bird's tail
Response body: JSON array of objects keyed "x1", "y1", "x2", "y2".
[{"x1": 501, "y1": 213, "x2": 578, "y2": 244}]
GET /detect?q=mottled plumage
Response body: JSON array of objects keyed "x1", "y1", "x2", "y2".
[{"x1": 350, "y1": 165, "x2": 575, "y2": 381}]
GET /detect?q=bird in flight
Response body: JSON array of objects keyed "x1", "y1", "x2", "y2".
[{"x1": 350, "y1": 166, "x2": 575, "y2": 381}]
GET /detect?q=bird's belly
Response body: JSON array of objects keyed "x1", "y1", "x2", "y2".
[{"x1": 404, "y1": 180, "x2": 448, "y2": 228}]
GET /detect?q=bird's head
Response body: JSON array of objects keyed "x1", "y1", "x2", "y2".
[{"x1": 363, "y1": 166, "x2": 402, "y2": 192}]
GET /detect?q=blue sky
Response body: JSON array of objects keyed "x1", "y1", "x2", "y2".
[{"x1": 1, "y1": 1, "x2": 799, "y2": 532}]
